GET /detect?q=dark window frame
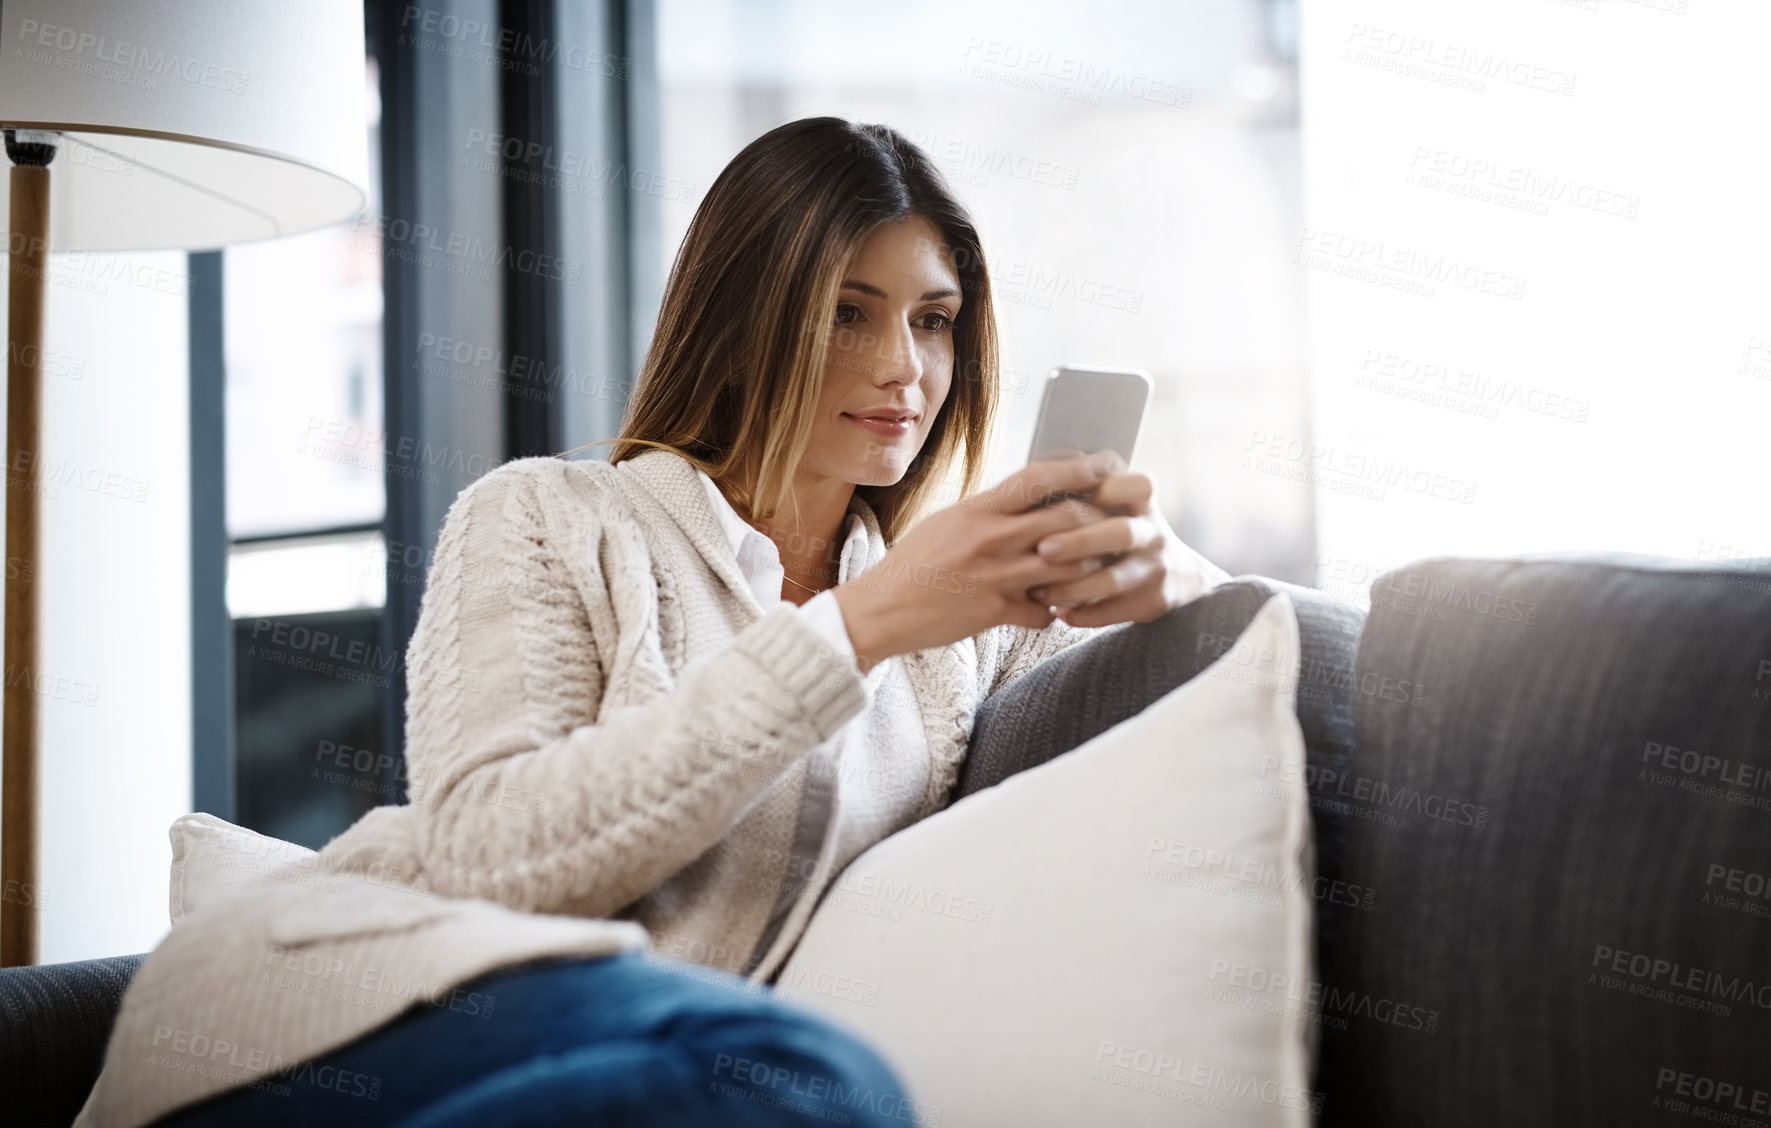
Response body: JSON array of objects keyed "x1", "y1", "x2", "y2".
[{"x1": 193, "y1": 0, "x2": 652, "y2": 826}]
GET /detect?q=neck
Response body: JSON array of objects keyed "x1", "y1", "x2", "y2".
[{"x1": 731, "y1": 463, "x2": 855, "y2": 601}]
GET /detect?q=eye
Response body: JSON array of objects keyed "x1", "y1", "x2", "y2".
[
  {"x1": 833, "y1": 303, "x2": 861, "y2": 326},
  {"x1": 916, "y1": 311, "x2": 956, "y2": 333}
]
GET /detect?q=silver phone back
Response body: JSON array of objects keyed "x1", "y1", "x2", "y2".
[{"x1": 1026, "y1": 365, "x2": 1153, "y2": 464}]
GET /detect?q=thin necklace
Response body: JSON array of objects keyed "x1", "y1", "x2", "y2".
[{"x1": 782, "y1": 572, "x2": 831, "y2": 596}]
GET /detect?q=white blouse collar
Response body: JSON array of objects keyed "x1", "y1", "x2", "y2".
[{"x1": 694, "y1": 469, "x2": 871, "y2": 598}]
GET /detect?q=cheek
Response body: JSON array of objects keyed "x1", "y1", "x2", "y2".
[
  {"x1": 827, "y1": 326, "x2": 866, "y2": 363},
  {"x1": 818, "y1": 353, "x2": 859, "y2": 400},
  {"x1": 923, "y1": 337, "x2": 955, "y2": 388},
  {"x1": 917, "y1": 335, "x2": 955, "y2": 380},
  {"x1": 921, "y1": 373, "x2": 954, "y2": 424}
]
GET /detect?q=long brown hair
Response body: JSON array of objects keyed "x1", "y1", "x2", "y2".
[{"x1": 564, "y1": 116, "x2": 1001, "y2": 546}]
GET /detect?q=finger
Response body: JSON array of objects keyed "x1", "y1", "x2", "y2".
[
  {"x1": 1007, "y1": 553, "x2": 1108, "y2": 598},
  {"x1": 1085, "y1": 449, "x2": 1127, "y2": 475},
  {"x1": 1002, "y1": 601, "x2": 1062, "y2": 630},
  {"x1": 1086, "y1": 470, "x2": 1154, "y2": 515},
  {"x1": 973, "y1": 453, "x2": 1114, "y2": 515},
  {"x1": 1039, "y1": 550, "x2": 1161, "y2": 609},
  {"x1": 1034, "y1": 515, "x2": 1163, "y2": 565},
  {"x1": 1053, "y1": 586, "x2": 1164, "y2": 628},
  {"x1": 999, "y1": 496, "x2": 1114, "y2": 555}
]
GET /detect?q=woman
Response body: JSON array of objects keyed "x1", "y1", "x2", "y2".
[{"x1": 106, "y1": 117, "x2": 1226, "y2": 1128}]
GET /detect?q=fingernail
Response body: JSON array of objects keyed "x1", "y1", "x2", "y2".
[
  {"x1": 1038, "y1": 538, "x2": 1062, "y2": 557},
  {"x1": 1086, "y1": 451, "x2": 1116, "y2": 476}
]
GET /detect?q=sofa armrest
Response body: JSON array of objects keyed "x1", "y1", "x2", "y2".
[
  {"x1": 1319, "y1": 552, "x2": 1771, "y2": 1126},
  {"x1": 0, "y1": 954, "x2": 147, "y2": 1128}
]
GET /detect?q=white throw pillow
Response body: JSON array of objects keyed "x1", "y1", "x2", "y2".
[
  {"x1": 776, "y1": 593, "x2": 1318, "y2": 1127},
  {"x1": 167, "y1": 811, "x2": 317, "y2": 924}
]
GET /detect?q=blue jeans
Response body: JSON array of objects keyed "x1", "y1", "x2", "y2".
[{"x1": 149, "y1": 951, "x2": 912, "y2": 1128}]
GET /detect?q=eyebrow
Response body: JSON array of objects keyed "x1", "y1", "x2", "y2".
[{"x1": 840, "y1": 280, "x2": 961, "y2": 302}]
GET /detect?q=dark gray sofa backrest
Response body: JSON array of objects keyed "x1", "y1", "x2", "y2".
[{"x1": 1319, "y1": 554, "x2": 1771, "y2": 1127}]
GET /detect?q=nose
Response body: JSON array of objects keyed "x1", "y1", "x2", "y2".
[{"x1": 873, "y1": 320, "x2": 920, "y2": 387}]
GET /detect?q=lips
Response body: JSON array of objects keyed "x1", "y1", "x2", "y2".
[{"x1": 843, "y1": 410, "x2": 918, "y2": 436}]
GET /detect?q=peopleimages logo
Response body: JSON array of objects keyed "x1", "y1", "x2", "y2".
[
  {"x1": 710, "y1": 1054, "x2": 942, "y2": 1126},
  {"x1": 1703, "y1": 862, "x2": 1771, "y2": 919},
  {"x1": 1592, "y1": 943, "x2": 1771, "y2": 1012},
  {"x1": 1355, "y1": 347, "x2": 1592, "y2": 423},
  {"x1": 958, "y1": 37, "x2": 1191, "y2": 109},
  {"x1": 830, "y1": 870, "x2": 994, "y2": 925},
  {"x1": 773, "y1": 966, "x2": 880, "y2": 1006},
  {"x1": 1341, "y1": 23, "x2": 1577, "y2": 96},
  {"x1": 1638, "y1": 740, "x2": 1771, "y2": 814},
  {"x1": 1258, "y1": 756, "x2": 1489, "y2": 828},
  {"x1": 1092, "y1": 1039, "x2": 1324, "y2": 1114},
  {"x1": 1655, "y1": 1067, "x2": 1771, "y2": 1117},
  {"x1": 1294, "y1": 228, "x2": 1528, "y2": 300},
  {"x1": 1243, "y1": 430, "x2": 1480, "y2": 505},
  {"x1": 148, "y1": 1025, "x2": 377, "y2": 1101},
  {"x1": 1142, "y1": 837, "x2": 1376, "y2": 911},
  {"x1": 1375, "y1": 571, "x2": 1540, "y2": 624},
  {"x1": 352, "y1": 213, "x2": 583, "y2": 285},
  {"x1": 906, "y1": 130, "x2": 1082, "y2": 191},
  {"x1": 399, "y1": 5, "x2": 630, "y2": 78},
  {"x1": 1642, "y1": 741, "x2": 1770, "y2": 793},
  {"x1": 1407, "y1": 145, "x2": 1639, "y2": 218},
  {"x1": 1207, "y1": 959, "x2": 1440, "y2": 1033},
  {"x1": 15, "y1": 18, "x2": 250, "y2": 95}
]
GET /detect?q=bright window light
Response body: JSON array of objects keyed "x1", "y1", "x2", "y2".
[
  {"x1": 227, "y1": 532, "x2": 386, "y2": 619},
  {"x1": 1298, "y1": 0, "x2": 1771, "y2": 601}
]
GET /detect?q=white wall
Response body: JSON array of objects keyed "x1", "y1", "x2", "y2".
[
  {"x1": 1, "y1": 247, "x2": 191, "y2": 963},
  {"x1": 1298, "y1": 0, "x2": 1771, "y2": 597}
]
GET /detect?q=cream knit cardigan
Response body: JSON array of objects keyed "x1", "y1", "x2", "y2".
[{"x1": 75, "y1": 447, "x2": 1106, "y2": 1128}]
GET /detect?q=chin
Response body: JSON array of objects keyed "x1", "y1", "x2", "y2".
[
  {"x1": 807, "y1": 440, "x2": 909, "y2": 487},
  {"x1": 852, "y1": 462, "x2": 909, "y2": 488}
]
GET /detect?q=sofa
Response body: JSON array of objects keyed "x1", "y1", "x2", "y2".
[{"x1": 6, "y1": 553, "x2": 1769, "y2": 1127}]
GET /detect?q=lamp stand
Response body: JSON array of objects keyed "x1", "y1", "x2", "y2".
[{"x1": 2, "y1": 129, "x2": 53, "y2": 968}]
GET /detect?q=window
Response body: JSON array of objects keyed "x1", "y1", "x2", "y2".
[
  {"x1": 222, "y1": 54, "x2": 387, "y2": 848},
  {"x1": 652, "y1": 0, "x2": 1309, "y2": 580},
  {"x1": 1298, "y1": 3, "x2": 1771, "y2": 592}
]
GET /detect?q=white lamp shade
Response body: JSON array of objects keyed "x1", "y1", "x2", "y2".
[{"x1": 0, "y1": 0, "x2": 369, "y2": 252}]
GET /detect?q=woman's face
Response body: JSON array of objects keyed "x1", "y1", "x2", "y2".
[{"x1": 806, "y1": 214, "x2": 962, "y2": 488}]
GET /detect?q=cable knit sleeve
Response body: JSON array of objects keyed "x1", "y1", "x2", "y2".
[{"x1": 401, "y1": 462, "x2": 869, "y2": 917}]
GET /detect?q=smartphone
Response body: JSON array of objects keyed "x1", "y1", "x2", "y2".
[
  {"x1": 1026, "y1": 363, "x2": 1152, "y2": 463},
  {"x1": 1024, "y1": 364, "x2": 1152, "y2": 507}
]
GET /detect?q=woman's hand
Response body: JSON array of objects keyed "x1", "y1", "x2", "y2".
[
  {"x1": 832, "y1": 452, "x2": 1128, "y2": 671},
  {"x1": 1023, "y1": 450, "x2": 1232, "y2": 627}
]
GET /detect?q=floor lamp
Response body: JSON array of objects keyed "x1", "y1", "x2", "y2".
[{"x1": 0, "y1": 0, "x2": 369, "y2": 966}]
